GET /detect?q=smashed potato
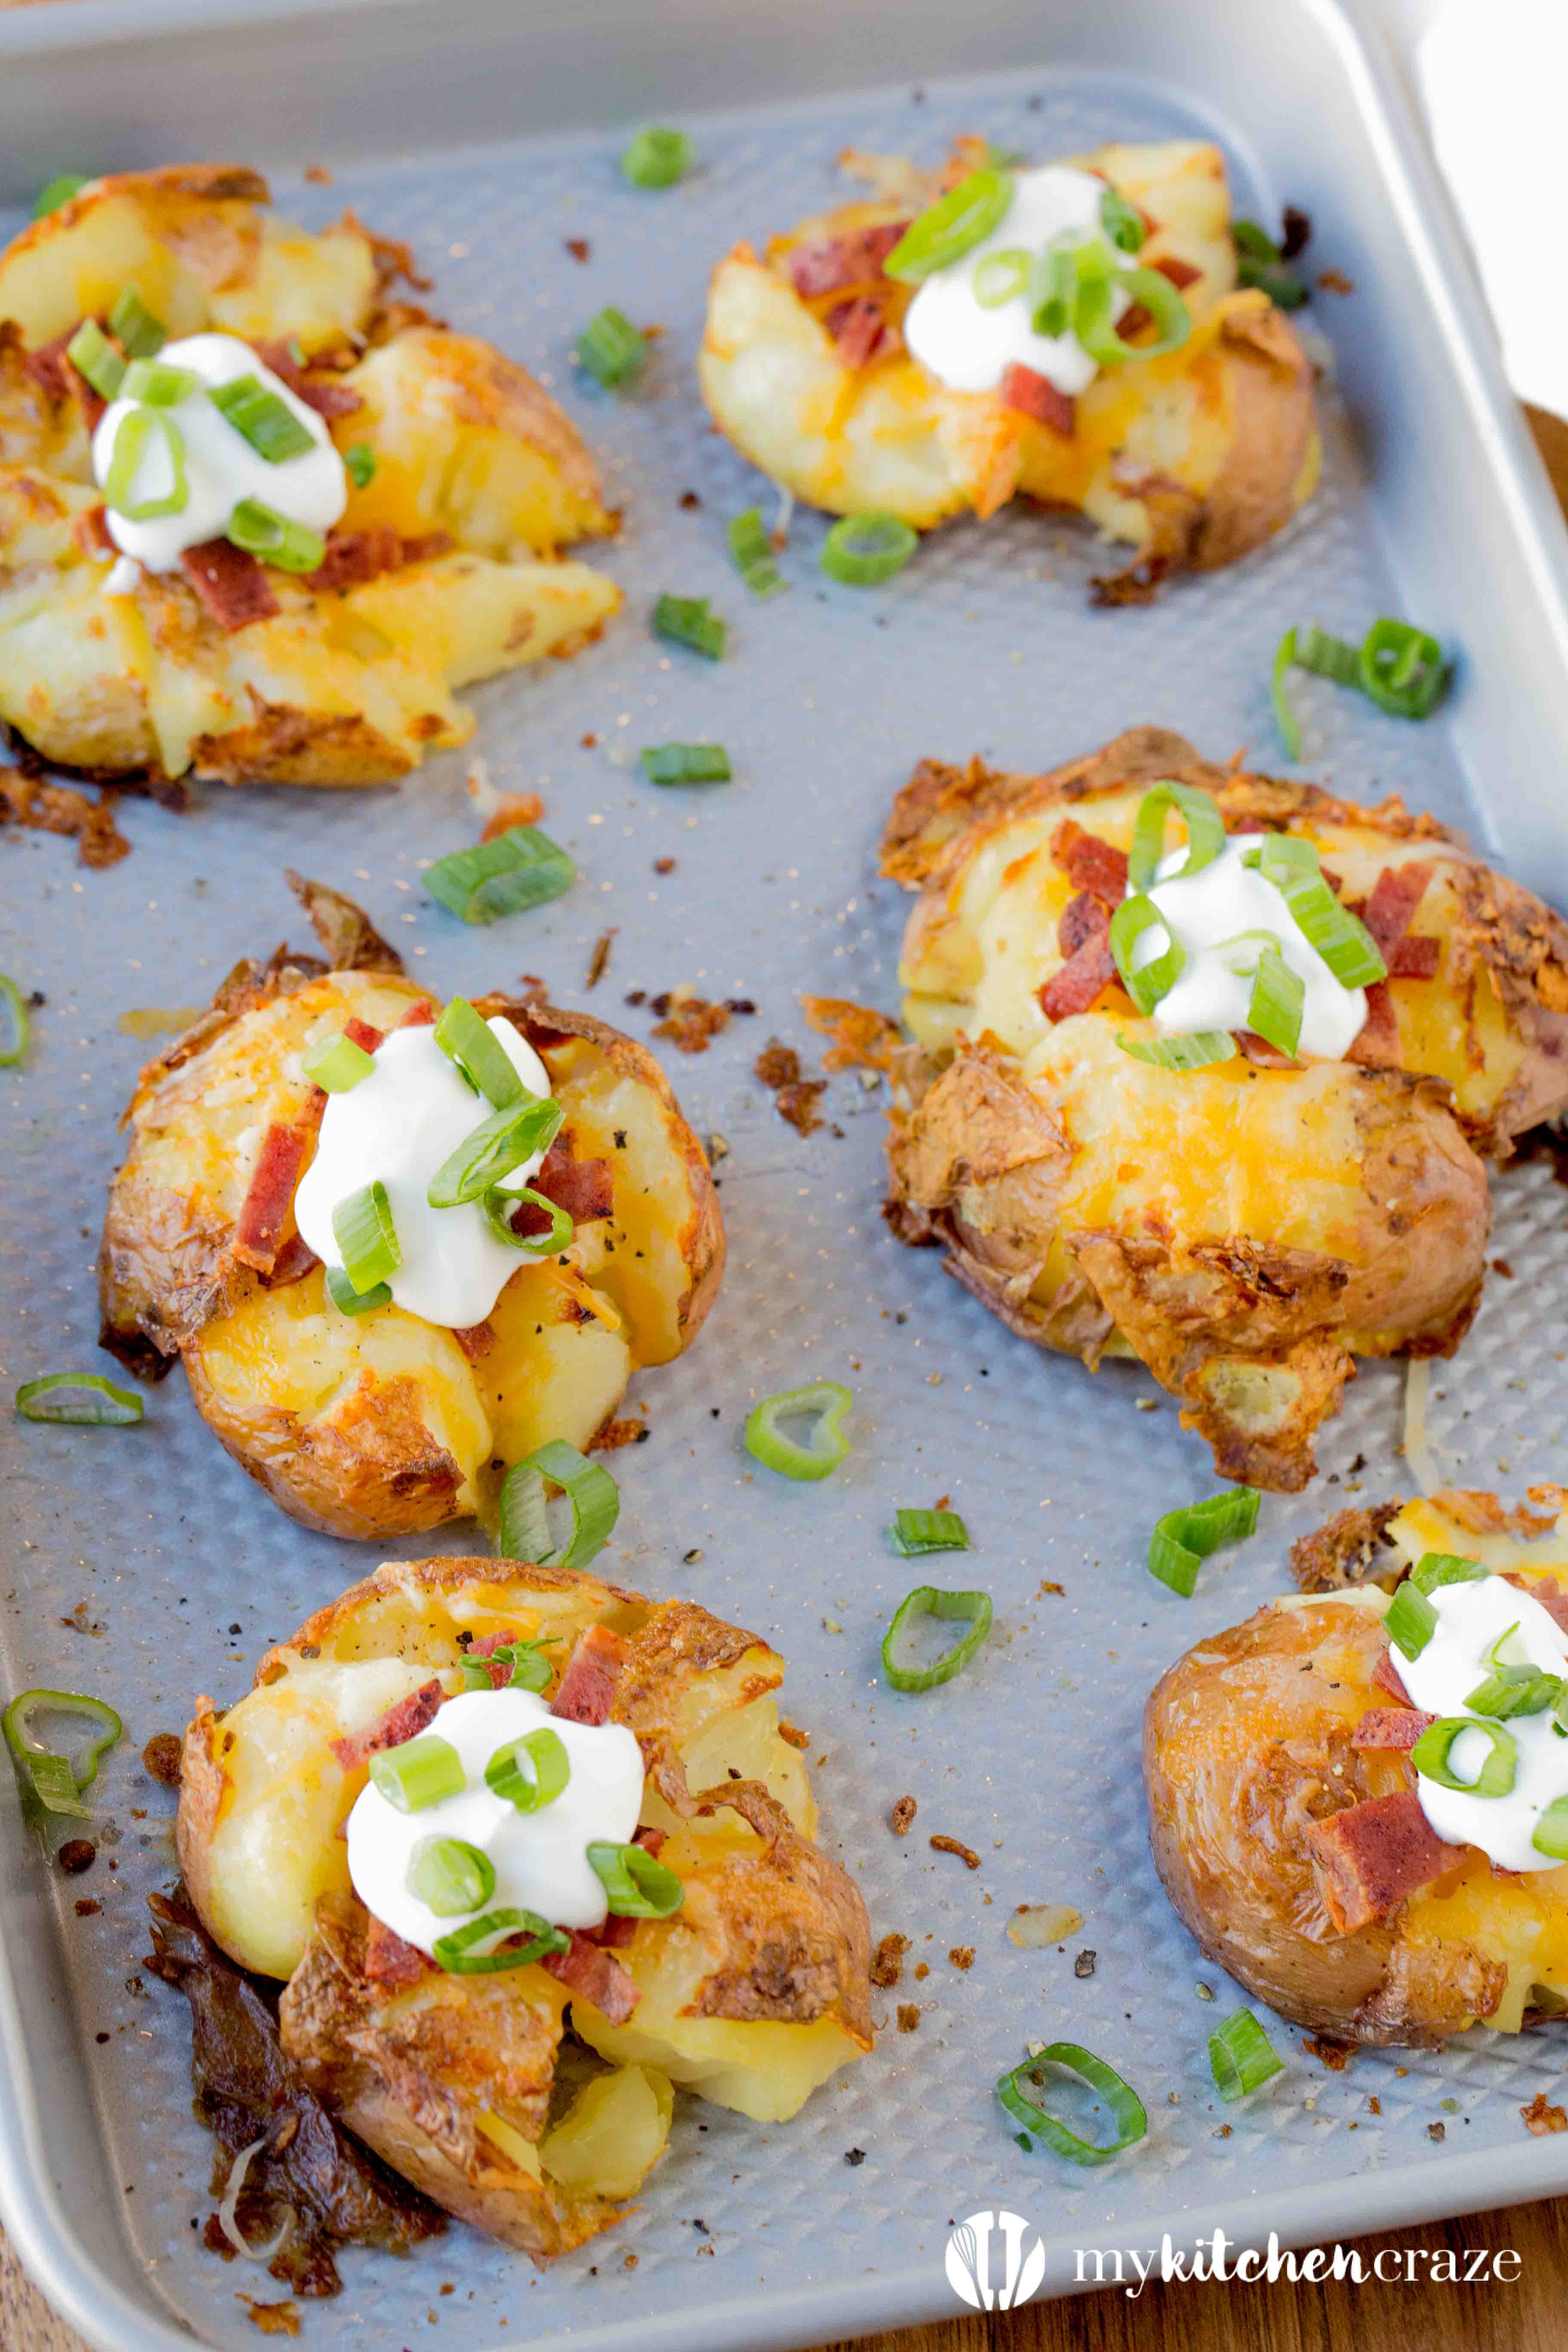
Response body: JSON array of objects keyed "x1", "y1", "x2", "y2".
[
  {"x1": 0, "y1": 165, "x2": 619, "y2": 787},
  {"x1": 881, "y1": 726, "x2": 1568, "y2": 1490},
  {"x1": 175, "y1": 1555, "x2": 873, "y2": 2259}
]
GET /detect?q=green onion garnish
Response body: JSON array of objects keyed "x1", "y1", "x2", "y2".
[
  {"x1": 1384, "y1": 1580, "x2": 1438, "y2": 1661},
  {"x1": 1259, "y1": 841, "x2": 1387, "y2": 988},
  {"x1": 226, "y1": 498, "x2": 325, "y2": 573},
  {"x1": 1116, "y1": 1031, "x2": 1237, "y2": 1072},
  {"x1": 496, "y1": 1439, "x2": 619, "y2": 1569},
  {"x1": 640, "y1": 742, "x2": 732, "y2": 786},
  {"x1": 1127, "y1": 781, "x2": 1227, "y2": 891},
  {"x1": 587, "y1": 1840, "x2": 685, "y2": 1917},
  {"x1": 576, "y1": 306, "x2": 645, "y2": 390},
  {"x1": 1409, "y1": 1551, "x2": 1488, "y2": 1595},
  {"x1": 1271, "y1": 626, "x2": 1302, "y2": 760},
  {"x1": 1148, "y1": 1485, "x2": 1260, "y2": 1597},
  {"x1": 744, "y1": 1381, "x2": 852, "y2": 1482},
  {"x1": 620, "y1": 126, "x2": 693, "y2": 190},
  {"x1": 888, "y1": 1507, "x2": 971, "y2": 1557},
  {"x1": 368, "y1": 1732, "x2": 464, "y2": 1812},
  {"x1": 1233, "y1": 220, "x2": 1281, "y2": 263},
  {"x1": 466, "y1": 1638, "x2": 557, "y2": 1694},
  {"x1": 345, "y1": 441, "x2": 377, "y2": 489},
  {"x1": 727, "y1": 508, "x2": 786, "y2": 599},
  {"x1": 33, "y1": 174, "x2": 89, "y2": 219},
  {"x1": 408, "y1": 1834, "x2": 495, "y2": 1916},
  {"x1": 302, "y1": 1029, "x2": 375, "y2": 1093},
  {"x1": 1294, "y1": 623, "x2": 1362, "y2": 686},
  {"x1": 121, "y1": 357, "x2": 198, "y2": 408},
  {"x1": 973, "y1": 248, "x2": 1030, "y2": 308},
  {"x1": 1108, "y1": 893, "x2": 1184, "y2": 1014},
  {"x1": 209, "y1": 374, "x2": 315, "y2": 462},
  {"x1": 485, "y1": 1727, "x2": 570, "y2": 1814},
  {"x1": 1237, "y1": 253, "x2": 1308, "y2": 309},
  {"x1": 1531, "y1": 1797, "x2": 1568, "y2": 1861},
  {"x1": 881, "y1": 1586, "x2": 992, "y2": 1693},
  {"x1": 431, "y1": 1907, "x2": 569, "y2": 1974},
  {"x1": 325, "y1": 1265, "x2": 391, "y2": 1317},
  {"x1": 0, "y1": 974, "x2": 28, "y2": 1067},
  {"x1": 426, "y1": 1096, "x2": 561, "y2": 1210},
  {"x1": 1078, "y1": 257, "x2": 1191, "y2": 360},
  {"x1": 885, "y1": 167, "x2": 1014, "y2": 284},
  {"x1": 433, "y1": 997, "x2": 523, "y2": 1110},
  {"x1": 996, "y1": 2043, "x2": 1148, "y2": 2166},
  {"x1": 424, "y1": 826, "x2": 576, "y2": 923},
  {"x1": 64, "y1": 321, "x2": 125, "y2": 403},
  {"x1": 1099, "y1": 188, "x2": 1146, "y2": 254},
  {"x1": 3, "y1": 1688, "x2": 121, "y2": 1819},
  {"x1": 1245, "y1": 942, "x2": 1305, "y2": 1058},
  {"x1": 653, "y1": 592, "x2": 726, "y2": 660},
  {"x1": 1410, "y1": 1715, "x2": 1517, "y2": 1798},
  {"x1": 1208, "y1": 2007, "x2": 1284, "y2": 2102},
  {"x1": 484, "y1": 1185, "x2": 573, "y2": 1256},
  {"x1": 1358, "y1": 619, "x2": 1449, "y2": 719},
  {"x1": 104, "y1": 410, "x2": 188, "y2": 521},
  {"x1": 332, "y1": 1179, "x2": 401, "y2": 1294},
  {"x1": 1027, "y1": 241, "x2": 1077, "y2": 337},
  {"x1": 1464, "y1": 1663, "x2": 1565, "y2": 1720},
  {"x1": 108, "y1": 288, "x2": 165, "y2": 358},
  {"x1": 15, "y1": 1373, "x2": 143, "y2": 1426},
  {"x1": 821, "y1": 511, "x2": 917, "y2": 588}
]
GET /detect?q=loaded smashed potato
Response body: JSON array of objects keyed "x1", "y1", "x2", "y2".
[
  {"x1": 99, "y1": 878, "x2": 723, "y2": 1538},
  {"x1": 0, "y1": 165, "x2": 619, "y2": 788},
  {"x1": 700, "y1": 138, "x2": 1318, "y2": 590},
  {"x1": 1145, "y1": 1488, "x2": 1568, "y2": 2046},
  {"x1": 881, "y1": 726, "x2": 1568, "y2": 1490},
  {"x1": 170, "y1": 1553, "x2": 873, "y2": 2260}
]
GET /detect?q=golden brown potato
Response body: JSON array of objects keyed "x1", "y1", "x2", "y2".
[
  {"x1": 699, "y1": 138, "x2": 1318, "y2": 584},
  {"x1": 1144, "y1": 1492, "x2": 1568, "y2": 2046},
  {"x1": 0, "y1": 166, "x2": 619, "y2": 788},
  {"x1": 99, "y1": 880, "x2": 724, "y2": 1539},
  {"x1": 175, "y1": 1555, "x2": 873, "y2": 2260},
  {"x1": 881, "y1": 727, "x2": 1568, "y2": 1488}
]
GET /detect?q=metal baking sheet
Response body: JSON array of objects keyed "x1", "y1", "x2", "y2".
[{"x1": 4, "y1": 3, "x2": 1568, "y2": 2347}]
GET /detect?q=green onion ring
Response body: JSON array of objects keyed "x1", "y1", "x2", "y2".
[
  {"x1": 426, "y1": 1096, "x2": 562, "y2": 1209},
  {"x1": 425, "y1": 827, "x2": 576, "y2": 923},
  {"x1": 821, "y1": 511, "x2": 918, "y2": 588},
  {"x1": 333, "y1": 1178, "x2": 401, "y2": 1292},
  {"x1": 1209, "y1": 2008, "x2": 1284, "y2": 2102},
  {"x1": 1384, "y1": 1579, "x2": 1438, "y2": 1662},
  {"x1": 1262, "y1": 855, "x2": 1387, "y2": 988},
  {"x1": 1464, "y1": 1664, "x2": 1564, "y2": 1720},
  {"x1": 1531, "y1": 1797, "x2": 1568, "y2": 1861},
  {"x1": 325, "y1": 1266, "x2": 391, "y2": 1317},
  {"x1": 727, "y1": 508, "x2": 786, "y2": 599},
  {"x1": 1108, "y1": 893, "x2": 1184, "y2": 1014},
  {"x1": 887, "y1": 1507, "x2": 971, "y2": 1558},
  {"x1": 1076, "y1": 263, "x2": 1190, "y2": 361},
  {"x1": 1148, "y1": 1485, "x2": 1260, "y2": 1597},
  {"x1": 973, "y1": 248, "x2": 1029, "y2": 308},
  {"x1": 368, "y1": 1733, "x2": 465, "y2": 1813},
  {"x1": 122, "y1": 357, "x2": 199, "y2": 408},
  {"x1": 1099, "y1": 187, "x2": 1145, "y2": 254},
  {"x1": 15, "y1": 1373, "x2": 143, "y2": 1426},
  {"x1": 653, "y1": 592, "x2": 726, "y2": 659},
  {"x1": 1245, "y1": 942, "x2": 1305, "y2": 1058},
  {"x1": 496, "y1": 1439, "x2": 619, "y2": 1569},
  {"x1": 640, "y1": 742, "x2": 732, "y2": 785},
  {"x1": 65, "y1": 320, "x2": 125, "y2": 403},
  {"x1": 225, "y1": 497, "x2": 324, "y2": 573},
  {"x1": 0, "y1": 974, "x2": 28, "y2": 1066},
  {"x1": 302, "y1": 1030, "x2": 375, "y2": 1094},
  {"x1": 432, "y1": 1907, "x2": 569, "y2": 1975},
  {"x1": 744, "y1": 1381, "x2": 853, "y2": 1481},
  {"x1": 1409, "y1": 1551, "x2": 1487, "y2": 1596},
  {"x1": 881, "y1": 1585, "x2": 992, "y2": 1692},
  {"x1": 108, "y1": 287, "x2": 165, "y2": 358},
  {"x1": 884, "y1": 167, "x2": 1014, "y2": 284},
  {"x1": 1357, "y1": 619, "x2": 1449, "y2": 719},
  {"x1": 408, "y1": 1834, "x2": 496, "y2": 1917},
  {"x1": 484, "y1": 1186, "x2": 573, "y2": 1256},
  {"x1": 1127, "y1": 781, "x2": 1228, "y2": 891},
  {"x1": 1410, "y1": 1715, "x2": 1517, "y2": 1798},
  {"x1": 486, "y1": 1727, "x2": 570, "y2": 1814},
  {"x1": 576, "y1": 307, "x2": 645, "y2": 391},
  {"x1": 996, "y1": 2043, "x2": 1148, "y2": 2166},
  {"x1": 3, "y1": 1689, "x2": 122, "y2": 1819},
  {"x1": 433, "y1": 997, "x2": 523, "y2": 1109},
  {"x1": 587, "y1": 1840, "x2": 685, "y2": 1917},
  {"x1": 1295, "y1": 623, "x2": 1361, "y2": 686},
  {"x1": 104, "y1": 409, "x2": 188, "y2": 521},
  {"x1": 208, "y1": 373, "x2": 316, "y2": 462}
]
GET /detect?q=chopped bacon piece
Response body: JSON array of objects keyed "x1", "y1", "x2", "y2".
[
  {"x1": 396, "y1": 999, "x2": 436, "y2": 1027},
  {"x1": 1050, "y1": 819, "x2": 1129, "y2": 907},
  {"x1": 363, "y1": 1915, "x2": 430, "y2": 1989},
  {"x1": 788, "y1": 221, "x2": 908, "y2": 298},
  {"x1": 634, "y1": 1825, "x2": 667, "y2": 1859},
  {"x1": 1363, "y1": 862, "x2": 1434, "y2": 963},
  {"x1": 306, "y1": 527, "x2": 453, "y2": 596},
  {"x1": 24, "y1": 323, "x2": 110, "y2": 426},
  {"x1": 999, "y1": 364, "x2": 1075, "y2": 435},
  {"x1": 342, "y1": 1016, "x2": 384, "y2": 1054},
  {"x1": 1351, "y1": 1706, "x2": 1436, "y2": 1751},
  {"x1": 1305, "y1": 1790, "x2": 1463, "y2": 1933},
  {"x1": 74, "y1": 503, "x2": 118, "y2": 561},
  {"x1": 1388, "y1": 933, "x2": 1440, "y2": 980},
  {"x1": 550, "y1": 1624, "x2": 630, "y2": 1727},
  {"x1": 452, "y1": 1319, "x2": 496, "y2": 1363},
  {"x1": 330, "y1": 1678, "x2": 445, "y2": 1771},
  {"x1": 594, "y1": 1912, "x2": 638, "y2": 1949},
  {"x1": 1040, "y1": 931, "x2": 1117, "y2": 1022},
  {"x1": 531, "y1": 1134, "x2": 613, "y2": 1227},
  {"x1": 254, "y1": 339, "x2": 364, "y2": 420},
  {"x1": 1058, "y1": 890, "x2": 1109, "y2": 959},
  {"x1": 1503, "y1": 1572, "x2": 1568, "y2": 1639},
  {"x1": 826, "y1": 297, "x2": 897, "y2": 368},
  {"x1": 1371, "y1": 1646, "x2": 1414, "y2": 1706},
  {"x1": 233, "y1": 1122, "x2": 315, "y2": 1274},
  {"x1": 261, "y1": 1231, "x2": 322, "y2": 1289},
  {"x1": 542, "y1": 1930, "x2": 639, "y2": 2023},
  {"x1": 1346, "y1": 980, "x2": 1401, "y2": 1069},
  {"x1": 1236, "y1": 1030, "x2": 1299, "y2": 1069},
  {"x1": 1153, "y1": 254, "x2": 1201, "y2": 290},
  {"x1": 463, "y1": 1627, "x2": 526, "y2": 1690},
  {"x1": 181, "y1": 539, "x2": 280, "y2": 633}
]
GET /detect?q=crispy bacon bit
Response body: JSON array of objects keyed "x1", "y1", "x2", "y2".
[
  {"x1": 1505, "y1": 1572, "x2": 1568, "y2": 1639},
  {"x1": 1050, "y1": 818, "x2": 1129, "y2": 906},
  {"x1": 530, "y1": 1133, "x2": 614, "y2": 1226},
  {"x1": 594, "y1": 1911, "x2": 637, "y2": 1950},
  {"x1": 464, "y1": 1628, "x2": 525, "y2": 1690},
  {"x1": 653, "y1": 996, "x2": 732, "y2": 1054},
  {"x1": 254, "y1": 340, "x2": 364, "y2": 420},
  {"x1": 788, "y1": 221, "x2": 908, "y2": 298},
  {"x1": 262, "y1": 1233, "x2": 322, "y2": 1289},
  {"x1": 396, "y1": 999, "x2": 436, "y2": 1028},
  {"x1": 480, "y1": 792, "x2": 545, "y2": 842},
  {"x1": 1372, "y1": 1646, "x2": 1414, "y2": 1706},
  {"x1": 1302, "y1": 2033, "x2": 1355, "y2": 2072},
  {"x1": 306, "y1": 527, "x2": 452, "y2": 595},
  {"x1": 799, "y1": 995, "x2": 901, "y2": 1073},
  {"x1": 24, "y1": 322, "x2": 110, "y2": 425},
  {"x1": 182, "y1": 539, "x2": 280, "y2": 633},
  {"x1": 1305, "y1": 1791, "x2": 1462, "y2": 1933},
  {"x1": 363, "y1": 1916, "x2": 430, "y2": 1989},
  {"x1": 1346, "y1": 980, "x2": 1401, "y2": 1068},
  {"x1": 1522, "y1": 2092, "x2": 1568, "y2": 2136},
  {"x1": 233, "y1": 1124, "x2": 314, "y2": 1274},
  {"x1": 551, "y1": 1624, "x2": 631, "y2": 1727},
  {"x1": 1388, "y1": 933, "x2": 1440, "y2": 980},
  {"x1": 1363, "y1": 862, "x2": 1435, "y2": 964},
  {"x1": 826, "y1": 297, "x2": 897, "y2": 368},
  {"x1": 329, "y1": 1678, "x2": 445, "y2": 1771},
  {"x1": 1154, "y1": 254, "x2": 1201, "y2": 290},
  {"x1": 999, "y1": 363, "x2": 1075, "y2": 435},
  {"x1": 342, "y1": 1016, "x2": 384, "y2": 1054},
  {"x1": 0, "y1": 769, "x2": 129, "y2": 870},
  {"x1": 1039, "y1": 929, "x2": 1117, "y2": 1023},
  {"x1": 542, "y1": 1930, "x2": 639, "y2": 2024},
  {"x1": 1288, "y1": 1500, "x2": 1402, "y2": 1592},
  {"x1": 1351, "y1": 1707, "x2": 1436, "y2": 1751},
  {"x1": 452, "y1": 1320, "x2": 496, "y2": 1363}
]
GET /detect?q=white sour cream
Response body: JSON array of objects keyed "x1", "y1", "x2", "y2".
[
  {"x1": 1398, "y1": 1574, "x2": 1568, "y2": 1874},
  {"x1": 1134, "y1": 836, "x2": 1368, "y2": 1060},
  {"x1": 346, "y1": 1686, "x2": 644, "y2": 1956},
  {"x1": 293, "y1": 1014, "x2": 555, "y2": 1329},
  {"x1": 903, "y1": 164, "x2": 1113, "y2": 397},
  {"x1": 91, "y1": 331, "x2": 346, "y2": 581}
]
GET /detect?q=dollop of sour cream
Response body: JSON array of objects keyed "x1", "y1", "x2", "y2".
[
  {"x1": 1133, "y1": 836, "x2": 1368, "y2": 1060},
  {"x1": 293, "y1": 1014, "x2": 554, "y2": 1329},
  {"x1": 902, "y1": 164, "x2": 1113, "y2": 397},
  {"x1": 91, "y1": 331, "x2": 346, "y2": 587},
  {"x1": 1399, "y1": 1574, "x2": 1568, "y2": 1874},
  {"x1": 346, "y1": 1686, "x2": 644, "y2": 1957}
]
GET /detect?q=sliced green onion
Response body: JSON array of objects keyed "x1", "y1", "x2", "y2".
[
  {"x1": 1127, "y1": 781, "x2": 1227, "y2": 891},
  {"x1": 1237, "y1": 254, "x2": 1308, "y2": 309},
  {"x1": 1385, "y1": 1580, "x2": 1438, "y2": 1660},
  {"x1": 209, "y1": 373, "x2": 315, "y2": 462},
  {"x1": 1294, "y1": 623, "x2": 1361, "y2": 686},
  {"x1": 345, "y1": 441, "x2": 377, "y2": 490},
  {"x1": 1409, "y1": 1551, "x2": 1487, "y2": 1596},
  {"x1": 1099, "y1": 188, "x2": 1146, "y2": 254},
  {"x1": 587, "y1": 1841, "x2": 685, "y2": 1917},
  {"x1": 640, "y1": 742, "x2": 732, "y2": 785},
  {"x1": 973, "y1": 248, "x2": 1029, "y2": 307},
  {"x1": 485, "y1": 1727, "x2": 570, "y2": 1814},
  {"x1": 1117, "y1": 1031, "x2": 1237, "y2": 1073},
  {"x1": 65, "y1": 321, "x2": 125, "y2": 403},
  {"x1": 484, "y1": 1185, "x2": 573, "y2": 1256},
  {"x1": 368, "y1": 1733, "x2": 465, "y2": 1813},
  {"x1": 744, "y1": 1381, "x2": 852, "y2": 1481},
  {"x1": 432, "y1": 1907, "x2": 569, "y2": 1975},
  {"x1": 620, "y1": 127, "x2": 692, "y2": 190},
  {"x1": 408, "y1": 1835, "x2": 495, "y2": 1916},
  {"x1": 3, "y1": 1689, "x2": 121, "y2": 1819},
  {"x1": 1410, "y1": 1715, "x2": 1516, "y2": 1798},
  {"x1": 821, "y1": 511, "x2": 918, "y2": 588},
  {"x1": 333, "y1": 1179, "x2": 400, "y2": 1294},
  {"x1": 888, "y1": 1507, "x2": 971, "y2": 1557},
  {"x1": 881, "y1": 1586, "x2": 992, "y2": 1692},
  {"x1": 1079, "y1": 262, "x2": 1190, "y2": 360},
  {"x1": 997, "y1": 2043, "x2": 1147, "y2": 2166},
  {"x1": 34, "y1": 174, "x2": 89, "y2": 219},
  {"x1": 104, "y1": 410, "x2": 188, "y2": 521},
  {"x1": 324, "y1": 1265, "x2": 391, "y2": 1317},
  {"x1": 1027, "y1": 241, "x2": 1078, "y2": 337},
  {"x1": 424, "y1": 826, "x2": 576, "y2": 923},
  {"x1": 727, "y1": 508, "x2": 785, "y2": 599},
  {"x1": 1246, "y1": 943, "x2": 1305, "y2": 1057},
  {"x1": 1209, "y1": 2008, "x2": 1284, "y2": 2102},
  {"x1": 1259, "y1": 839, "x2": 1387, "y2": 988},
  {"x1": 24, "y1": 1755, "x2": 89, "y2": 1818},
  {"x1": 426, "y1": 1096, "x2": 561, "y2": 1209},
  {"x1": 1271, "y1": 626, "x2": 1302, "y2": 760},
  {"x1": 653, "y1": 592, "x2": 726, "y2": 659},
  {"x1": 1108, "y1": 893, "x2": 1184, "y2": 1014},
  {"x1": 885, "y1": 167, "x2": 1014, "y2": 284},
  {"x1": 1148, "y1": 1486, "x2": 1260, "y2": 1597},
  {"x1": 302, "y1": 1030, "x2": 375, "y2": 1093},
  {"x1": 1357, "y1": 619, "x2": 1448, "y2": 720},
  {"x1": 466, "y1": 1639, "x2": 557, "y2": 1694},
  {"x1": 1464, "y1": 1665, "x2": 1564, "y2": 1721},
  {"x1": 0, "y1": 974, "x2": 29, "y2": 1067},
  {"x1": 121, "y1": 357, "x2": 198, "y2": 408},
  {"x1": 226, "y1": 497, "x2": 325, "y2": 573},
  {"x1": 433, "y1": 997, "x2": 523, "y2": 1110},
  {"x1": 576, "y1": 306, "x2": 645, "y2": 390},
  {"x1": 497, "y1": 1439, "x2": 619, "y2": 1569},
  {"x1": 108, "y1": 288, "x2": 165, "y2": 358},
  {"x1": 1233, "y1": 220, "x2": 1281, "y2": 263},
  {"x1": 15, "y1": 1373, "x2": 142, "y2": 1426},
  {"x1": 1531, "y1": 1797, "x2": 1568, "y2": 1862}
]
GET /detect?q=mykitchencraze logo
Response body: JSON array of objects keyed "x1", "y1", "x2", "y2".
[
  {"x1": 1072, "y1": 2230, "x2": 1523, "y2": 2296},
  {"x1": 945, "y1": 2211, "x2": 1047, "y2": 2310}
]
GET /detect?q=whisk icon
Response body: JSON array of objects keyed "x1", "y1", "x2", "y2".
[{"x1": 944, "y1": 2210, "x2": 1046, "y2": 2309}]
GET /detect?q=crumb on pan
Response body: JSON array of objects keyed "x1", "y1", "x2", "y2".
[
  {"x1": 1288, "y1": 1502, "x2": 1404, "y2": 1593},
  {"x1": 870, "y1": 1933, "x2": 909, "y2": 1988},
  {"x1": 896, "y1": 2004, "x2": 921, "y2": 2034},
  {"x1": 1522, "y1": 2093, "x2": 1567, "y2": 2135},
  {"x1": 929, "y1": 1833, "x2": 980, "y2": 1870},
  {"x1": 798, "y1": 994, "x2": 902, "y2": 1073},
  {"x1": 1303, "y1": 2034, "x2": 1355, "y2": 2072},
  {"x1": 890, "y1": 1795, "x2": 916, "y2": 1836}
]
